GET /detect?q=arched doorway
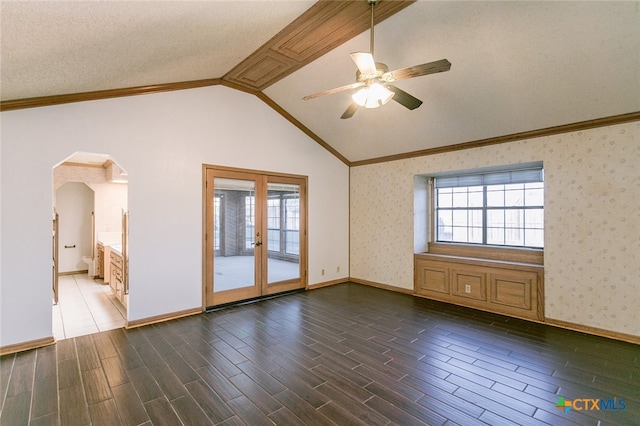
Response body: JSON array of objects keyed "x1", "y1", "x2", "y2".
[{"x1": 52, "y1": 152, "x2": 129, "y2": 340}]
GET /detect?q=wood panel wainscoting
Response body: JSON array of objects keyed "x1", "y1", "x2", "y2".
[{"x1": 414, "y1": 250, "x2": 544, "y2": 322}]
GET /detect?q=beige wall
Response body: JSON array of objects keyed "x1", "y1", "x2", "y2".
[{"x1": 350, "y1": 121, "x2": 639, "y2": 337}]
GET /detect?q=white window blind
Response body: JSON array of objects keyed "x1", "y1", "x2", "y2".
[{"x1": 435, "y1": 168, "x2": 543, "y2": 189}]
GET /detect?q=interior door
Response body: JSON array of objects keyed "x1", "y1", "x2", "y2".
[
  {"x1": 204, "y1": 166, "x2": 307, "y2": 308},
  {"x1": 264, "y1": 178, "x2": 305, "y2": 295}
]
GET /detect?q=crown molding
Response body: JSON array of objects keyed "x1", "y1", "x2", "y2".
[
  {"x1": 257, "y1": 92, "x2": 350, "y2": 166},
  {"x1": 0, "y1": 79, "x2": 221, "y2": 112},
  {"x1": 350, "y1": 111, "x2": 640, "y2": 167}
]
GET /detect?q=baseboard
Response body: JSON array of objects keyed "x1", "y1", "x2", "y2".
[
  {"x1": 350, "y1": 278, "x2": 639, "y2": 345},
  {"x1": 545, "y1": 318, "x2": 640, "y2": 345},
  {"x1": 0, "y1": 336, "x2": 55, "y2": 356},
  {"x1": 125, "y1": 307, "x2": 202, "y2": 329},
  {"x1": 349, "y1": 277, "x2": 414, "y2": 294},
  {"x1": 58, "y1": 270, "x2": 88, "y2": 276},
  {"x1": 308, "y1": 278, "x2": 349, "y2": 290}
]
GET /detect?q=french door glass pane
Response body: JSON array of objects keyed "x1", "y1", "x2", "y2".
[
  {"x1": 213, "y1": 178, "x2": 255, "y2": 292},
  {"x1": 267, "y1": 182, "x2": 300, "y2": 284},
  {"x1": 213, "y1": 196, "x2": 221, "y2": 250},
  {"x1": 267, "y1": 198, "x2": 280, "y2": 251}
]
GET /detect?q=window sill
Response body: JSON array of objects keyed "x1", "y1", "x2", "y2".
[{"x1": 424, "y1": 242, "x2": 543, "y2": 265}]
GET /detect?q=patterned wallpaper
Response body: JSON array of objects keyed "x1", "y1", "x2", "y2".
[{"x1": 350, "y1": 121, "x2": 639, "y2": 337}]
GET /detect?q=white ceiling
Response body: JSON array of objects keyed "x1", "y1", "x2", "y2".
[
  {"x1": 0, "y1": 1, "x2": 314, "y2": 99},
  {"x1": 2, "y1": 1, "x2": 639, "y2": 163}
]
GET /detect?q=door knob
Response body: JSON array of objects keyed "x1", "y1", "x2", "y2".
[{"x1": 254, "y1": 241, "x2": 262, "y2": 247}]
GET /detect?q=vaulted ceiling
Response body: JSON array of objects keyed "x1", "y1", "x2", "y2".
[{"x1": 2, "y1": 1, "x2": 639, "y2": 164}]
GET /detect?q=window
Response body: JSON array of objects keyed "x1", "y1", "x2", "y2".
[{"x1": 434, "y1": 167, "x2": 544, "y2": 248}]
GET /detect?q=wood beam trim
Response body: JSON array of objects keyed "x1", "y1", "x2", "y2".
[
  {"x1": 223, "y1": 0, "x2": 415, "y2": 92},
  {"x1": 0, "y1": 79, "x2": 221, "y2": 111},
  {"x1": 219, "y1": 80, "x2": 260, "y2": 96},
  {"x1": 350, "y1": 111, "x2": 640, "y2": 167}
]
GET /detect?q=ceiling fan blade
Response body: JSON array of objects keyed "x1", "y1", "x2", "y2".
[
  {"x1": 386, "y1": 85, "x2": 423, "y2": 110},
  {"x1": 350, "y1": 52, "x2": 377, "y2": 76},
  {"x1": 384, "y1": 59, "x2": 451, "y2": 82},
  {"x1": 340, "y1": 102, "x2": 359, "y2": 119},
  {"x1": 302, "y1": 82, "x2": 364, "y2": 101}
]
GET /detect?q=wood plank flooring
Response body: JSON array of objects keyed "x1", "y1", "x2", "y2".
[{"x1": 1, "y1": 282, "x2": 639, "y2": 425}]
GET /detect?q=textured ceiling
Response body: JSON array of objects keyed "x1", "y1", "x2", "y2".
[
  {"x1": 2, "y1": 1, "x2": 639, "y2": 163},
  {"x1": 0, "y1": 1, "x2": 314, "y2": 99},
  {"x1": 268, "y1": 1, "x2": 640, "y2": 161}
]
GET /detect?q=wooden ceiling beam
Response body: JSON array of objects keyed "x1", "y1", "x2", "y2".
[{"x1": 222, "y1": 0, "x2": 415, "y2": 92}]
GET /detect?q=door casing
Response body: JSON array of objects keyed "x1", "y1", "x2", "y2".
[{"x1": 203, "y1": 164, "x2": 308, "y2": 308}]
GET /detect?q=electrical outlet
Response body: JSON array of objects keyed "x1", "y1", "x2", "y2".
[
  {"x1": 321, "y1": 269, "x2": 325, "y2": 276},
  {"x1": 337, "y1": 266, "x2": 340, "y2": 273},
  {"x1": 465, "y1": 284, "x2": 471, "y2": 293}
]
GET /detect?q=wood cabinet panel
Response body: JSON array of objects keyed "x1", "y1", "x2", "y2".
[
  {"x1": 96, "y1": 244, "x2": 104, "y2": 279},
  {"x1": 414, "y1": 254, "x2": 543, "y2": 322},
  {"x1": 490, "y1": 271, "x2": 535, "y2": 310},
  {"x1": 451, "y1": 269, "x2": 486, "y2": 301},
  {"x1": 109, "y1": 251, "x2": 126, "y2": 307},
  {"x1": 110, "y1": 253, "x2": 123, "y2": 269},
  {"x1": 415, "y1": 260, "x2": 449, "y2": 295}
]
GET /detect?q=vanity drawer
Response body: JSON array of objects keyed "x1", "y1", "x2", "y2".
[{"x1": 110, "y1": 252, "x2": 123, "y2": 269}]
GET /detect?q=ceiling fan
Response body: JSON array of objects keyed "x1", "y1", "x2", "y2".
[{"x1": 302, "y1": 0, "x2": 451, "y2": 119}]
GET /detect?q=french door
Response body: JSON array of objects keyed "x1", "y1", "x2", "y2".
[{"x1": 204, "y1": 165, "x2": 307, "y2": 307}]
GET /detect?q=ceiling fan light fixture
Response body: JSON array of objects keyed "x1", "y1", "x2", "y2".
[
  {"x1": 302, "y1": 0, "x2": 450, "y2": 119},
  {"x1": 352, "y1": 83, "x2": 394, "y2": 108}
]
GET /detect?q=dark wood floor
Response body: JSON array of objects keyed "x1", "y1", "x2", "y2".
[{"x1": 1, "y1": 283, "x2": 638, "y2": 425}]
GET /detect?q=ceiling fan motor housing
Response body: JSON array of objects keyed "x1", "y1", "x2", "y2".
[{"x1": 356, "y1": 62, "x2": 389, "y2": 83}]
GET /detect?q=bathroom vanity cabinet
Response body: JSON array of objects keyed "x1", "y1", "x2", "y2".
[
  {"x1": 109, "y1": 250, "x2": 126, "y2": 307},
  {"x1": 96, "y1": 243, "x2": 104, "y2": 278}
]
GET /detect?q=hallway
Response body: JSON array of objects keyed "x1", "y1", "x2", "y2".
[{"x1": 53, "y1": 274, "x2": 126, "y2": 340}]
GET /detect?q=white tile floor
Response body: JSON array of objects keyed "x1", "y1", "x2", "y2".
[{"x1": 53, "y1": 273, "x2": 126, "y2": 340}]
